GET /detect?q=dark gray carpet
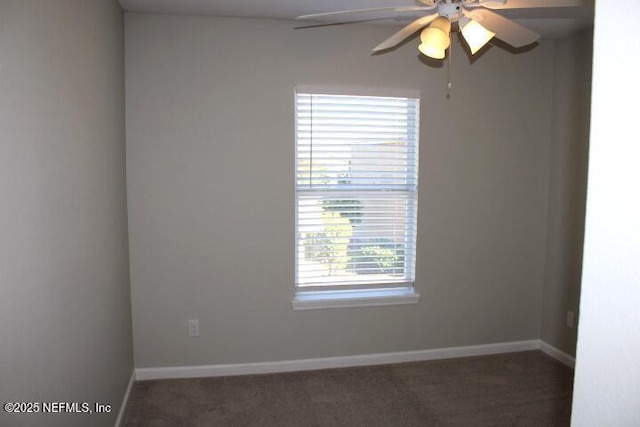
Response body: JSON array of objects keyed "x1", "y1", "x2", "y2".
[{"x1": 124, "y1": 350, "x2": 574, "y2": 427}]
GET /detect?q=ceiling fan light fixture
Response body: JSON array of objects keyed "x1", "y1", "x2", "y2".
[
  {"x1": 461, "y1": 18, "x2": 495, "y2": 55},
  {"x1": 418, "y1": 16, "x2": 451, "y2": 59},
  {"x1": 418, "y1": 43, "x2": 446, "y2": 59}
]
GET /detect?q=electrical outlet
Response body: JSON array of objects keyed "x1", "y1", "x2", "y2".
[
  {"x1": 189, "y1": 319, "x2": 199, "y2": 336},
  {"x1": 566, "y1": 311, "x2": 575, "y2": 328}
]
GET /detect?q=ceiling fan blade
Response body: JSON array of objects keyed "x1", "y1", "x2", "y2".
[
  {"x1": 372, "y1": 13, "x2": 439, "y2": 52},
  {"x1": 470, "y1": 9, "x2": 539, "y2": 47},
  {"x1": 477, "y1": 0, "x2": 593, "y2": 9},
  {"x1": 297, "y1": 6, "x2": 435, "y2": 21},
  {"x1": 464, "y1": 0, "x2": 507, "y2": 8}
]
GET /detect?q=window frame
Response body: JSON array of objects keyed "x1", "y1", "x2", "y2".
[{"x1": 293, "y1": 85, "x2": 421, "y2": 310}]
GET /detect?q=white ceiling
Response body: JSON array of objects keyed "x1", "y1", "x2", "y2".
[{"x1": 118, "y1": 0, "x2": 594, "y2": 39}]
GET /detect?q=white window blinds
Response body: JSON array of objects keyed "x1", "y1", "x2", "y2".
[{"x1": 295, "y1": 88, "x2": 420, "y2": 289}]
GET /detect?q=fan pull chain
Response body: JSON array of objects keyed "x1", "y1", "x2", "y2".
[{"x1": 446, "y1": 36, "x2": 452, "y2": 99}]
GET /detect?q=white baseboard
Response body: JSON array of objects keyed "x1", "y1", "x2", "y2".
[
  {"x1": 136, "y1": 340, "x2": 539, "y2": 381},
  {"x1": 114, "y1": 370, "x2": 136, "y2": 427},
  {"x1": 537, "y1": 340, "x2": 576, "y2": 368}
]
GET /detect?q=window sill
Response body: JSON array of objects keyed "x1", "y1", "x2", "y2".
[{"x1": 292, "y1": 287, "x2": 420, "y2": 310}]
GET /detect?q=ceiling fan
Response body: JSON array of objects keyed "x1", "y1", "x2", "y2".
[{"x1": 297, "y1": 0, "x2": 564, "y2": 60}]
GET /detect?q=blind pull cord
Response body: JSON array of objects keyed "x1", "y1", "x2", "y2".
[{"x1": 309, "y1": 94, "x2": 313, "y2": 189}]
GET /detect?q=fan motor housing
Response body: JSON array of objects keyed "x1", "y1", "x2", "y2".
[{"x1": 438, "y1": 2, "x2": 464, "y2": 22}]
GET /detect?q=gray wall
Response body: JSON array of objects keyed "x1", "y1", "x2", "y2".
[
  {"x1": 541, "y1": 29, "x2": 592, "y2": 356},
  {"x1": 572, "y1": 1, "x2": 640, "y2": 424},
  {"x1": 125, "y1": 14, "x2": 554, "y2": 368},
  {"x1": 0, "y1": 1, "x2": 132, "y2": 426}
]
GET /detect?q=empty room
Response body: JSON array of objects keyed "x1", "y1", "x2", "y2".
[{"x1": 1, "y1": 1, "x2": 638, "y2": 426}]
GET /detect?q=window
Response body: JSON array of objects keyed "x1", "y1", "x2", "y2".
[{"x1": 294, "y1": 86, "x2": 421, "y2": 309}]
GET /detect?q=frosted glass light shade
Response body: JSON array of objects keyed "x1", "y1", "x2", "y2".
[
  {"x1": 461, "y1": 19, "x2": 495, "y2": 55},
  {"x1": 418, "y1": 17, "x2": 451, "y2": 59},
  {"x1": 418, "y1": 43, "x2": 446, "y2": 59}
]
